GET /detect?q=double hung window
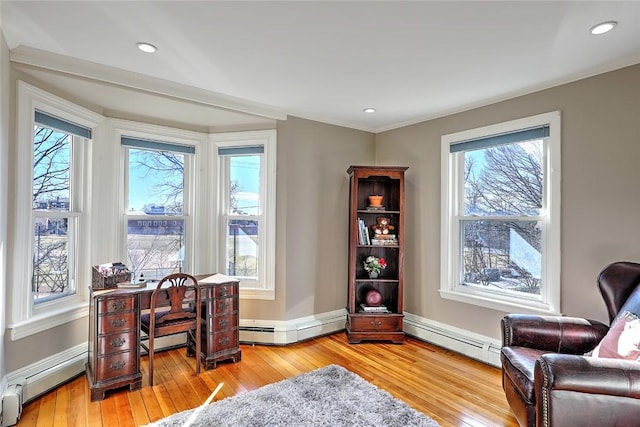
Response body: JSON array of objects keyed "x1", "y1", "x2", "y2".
[
  {"x1": 32, "y1": 112, "x2": 89, "y2": 304},
  {"x1": 441, "y1": 111, "x2": 561, "y2": 314},
  {"x1": 212, "y1": 130, "x2": 276, "y2": 299},
  {"x1": 11, "y1": 82, "x2": 101, "y2": 339},
  {"x1": 122, "y1": 137, "x2": 194, "y2": 281}
]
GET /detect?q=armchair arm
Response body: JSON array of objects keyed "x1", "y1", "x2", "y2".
[
  {"x1": 501, "y1": 314, "x2": 609, "y2": 354},
  {"x1": 535, "y1": 354, "x2": 640, "y2": 427}
]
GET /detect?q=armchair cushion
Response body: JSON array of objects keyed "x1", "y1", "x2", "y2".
[
  {"x1": 592, "y1": 311, "x2": 640, "y2": 360},
  {"x1": 535, "y1": 353, "x2": 640, "y2": 427},
  {"x1": 501, "y1": 346, "x2": 547, "y2": 403}
]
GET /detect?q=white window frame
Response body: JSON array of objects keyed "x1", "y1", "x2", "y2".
[
  {"x1": 440, "y1": 111, "x2": 561, "y2": 314},
  {"x1": 9, "y1": 81, "x2": 103, "y2": 340},
  {"x1": 115, "y1": 121, "x2": 202, "y2": 277},
  {"x1": 210, "y1": 130, "x2": 276, "y2": 300}
]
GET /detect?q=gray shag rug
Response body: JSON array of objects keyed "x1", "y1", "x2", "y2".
[{"x1": 145, "y1": 364, "x2": 440, "y2": 427}]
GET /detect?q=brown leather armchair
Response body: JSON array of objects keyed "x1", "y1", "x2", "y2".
[{"x1": 500, "y1": 261, "x2": 640, "y2": 427}]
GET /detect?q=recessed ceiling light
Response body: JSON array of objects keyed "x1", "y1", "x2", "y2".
[
  {"x1": 136, "y1": 42, "x2": 157, "y2": 53},
  {"x1": 363, "y1": 108, "x2": 376, "y2": 114},
  {"x1": 590, "y1": 21, "x2": 617, "y2": 35}
]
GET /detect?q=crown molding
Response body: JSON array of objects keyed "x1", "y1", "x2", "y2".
[{"x1": 10, "y1": 46, "x2": 287, "y2": 121}]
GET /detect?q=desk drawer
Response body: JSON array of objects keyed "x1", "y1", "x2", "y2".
[
  {"x1": 214, "y1": 283, "x2": 236, "y2": 299},
  {"x1": 210, "y1": 329, "x2": 238, "y2": 352},
  {"x1": 212, "y1": 297, "x2": 235, "y2": 316},
  {"x1": 97, "y1": 331, "x2": 137, "y2": 354},
  {"x1": 202, "y1": 283, "x2": 237, "y2": 300},
  {"x1": 97, "y1": 296, "x2": 136, "y2": 314},
  {"x1": 96, "y1": 351, "x2": 137, "y2": 381},
  {"x1": 208, "y1": 314, "x2": 238, "y2": 332},
  {"x1": 98, "y1": 311, "x2": 137, "y2": 334}
]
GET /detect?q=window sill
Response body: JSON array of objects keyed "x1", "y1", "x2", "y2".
[
  {"x1": 439, "y1": 289, "x2": 560, "y2": 316},
  {"x1": 8, "y1": 302, "x2": 89, "y2": 341}
]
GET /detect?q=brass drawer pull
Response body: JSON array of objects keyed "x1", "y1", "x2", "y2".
[
  {"x1": 219, "y1": 318, "x2": 229, "y2": 327},
  {"x1": 219, "y1": 301, "x2": 230, "y2": 310},
  {"x1": 218, "y1": 336, "x2": 229, "y2": 345},
  {"x1": 110, "y1": 360, "x2": 126, "y2": 371},
  {"x1": 219, "y1": 286, "x2": 228, "y2": 296},
  {"x1": 111, "y1": 300, "x2": 126, "y2": 311},
  {"x1": 111, "y1": 337, "x2": 126, "y2": 347},
  {"x1": 370, "y1": 321, "x2": 382, "y2": 326},
  {"x1": 111, "y1": 318, "x2": 126, "y2": 328}
]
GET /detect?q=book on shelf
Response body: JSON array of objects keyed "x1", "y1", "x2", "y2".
[
  {"x1": 357, "y1": 218, "x2": 371, "y2": 245},
  {"x1": 373, "y1": 234, "x2": 396, "y2": 240},
  {"x1": 359, "y1": 303, "x2": 390, "y2": 313}
]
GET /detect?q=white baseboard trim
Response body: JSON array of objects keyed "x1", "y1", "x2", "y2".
[
  {"x1": 239, "y1": 308, "x2": 347, "y2": 345},
  {"x1": 5, "y1": 343, "x2": 87, "y2": 403},
  {"x1": 403, "y1": 312, "x2": 502, "y2": 367}
]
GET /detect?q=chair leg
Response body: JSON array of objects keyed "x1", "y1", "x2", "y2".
[
  {"x1": 148, "y1": 333, "x2": 154, "y2": 386},
  {"x1": 195, "y1": 323, "x2": 201, "y2": 374}
]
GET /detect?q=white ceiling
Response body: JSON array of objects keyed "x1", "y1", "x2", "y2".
[{"x1": 2, "y1": 1, "x2": 639, "y2": 133}]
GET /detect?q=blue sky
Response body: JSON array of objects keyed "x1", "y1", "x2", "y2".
[{"x1": 128, "y1": 152, "x2": 260, "y2": 213}]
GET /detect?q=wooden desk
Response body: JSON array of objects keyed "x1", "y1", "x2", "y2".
[{"x1": 86, "y1": 274, "x2": 241, "y2": 401}]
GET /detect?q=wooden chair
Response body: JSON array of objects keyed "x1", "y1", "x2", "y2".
[{"x1": 140, "y1": 273, "x2": 201, "y2": 386}]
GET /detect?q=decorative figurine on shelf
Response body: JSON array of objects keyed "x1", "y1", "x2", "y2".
[
  {"x1": 371, "y1": 217, "x2": 395, "y2": 235},
  {"x1": 365, "y1": 289, "x2": 383, "y2": 306}
]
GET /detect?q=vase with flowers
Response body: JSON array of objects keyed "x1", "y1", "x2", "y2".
[{"x1": 363, "y1": 255, "x2": 387, "y2": 279}]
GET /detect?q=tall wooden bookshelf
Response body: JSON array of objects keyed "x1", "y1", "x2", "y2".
[{"x1": 346, "y1": 166, "x2": 407, "y2": 344}]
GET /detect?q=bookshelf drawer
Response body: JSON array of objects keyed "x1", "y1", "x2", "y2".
[{"x1": 350, "y1": 315, "x2": 402, "y2": 332}]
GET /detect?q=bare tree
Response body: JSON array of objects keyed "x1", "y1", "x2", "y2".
[
  {"x1": 33, "y1": 127, "x2": 69, "y2": 204},
  {"x1": 130, "y1": 150, "x2": 184, "y2": 211},
  {"x1": 476, "y1": 144, "x2": 542, "y2": 216},
  {"x1": 32, "y1": 127, "x2": 71, "y2": 297},
  {"x1": 462, "y1": 142, "x2": 543, "y2": 293}
]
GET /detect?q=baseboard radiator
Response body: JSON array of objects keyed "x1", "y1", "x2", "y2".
[
  {"x1": 239, "y1": 309, "x2": 347, "y2": 345},
  {"x1": 4, "y1": 343, "x2": 86, "y2": 407},
  {"x1": 1, "y1": 383, "x2": 25, "y2": 427},
  {"x1": 403, "y1": 312, "x2": 502, "y2": 367}
]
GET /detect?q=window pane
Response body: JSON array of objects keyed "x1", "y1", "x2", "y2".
[
  {"x1": 127, "y1": 218, "x2": 185, "y2": 280},
  {"x1": 33, "y1": 217, "x2": 74, "y2": 302},
  {"x1": 128, "y1": 148, "x2": 184, "y2": 215},
  {"x1": 460, "y1": 220, "x2": 541, "y2": 295},
  {"x1": 33, "y1": 126, "x2": 70, "y2": 211},
  {"x1": 463, "y1": 139, "x2": 543, "y2": 216},
  {"x1": 225, "y1": 219, "x2": 258, "y2": 279},
  {"x1": 229, "y1": 155, "x2": 260, "y2": 215}
]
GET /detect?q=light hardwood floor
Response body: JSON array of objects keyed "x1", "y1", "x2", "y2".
[{"x1": 16, "y1": 333, "x2": 518, "y2": 427}]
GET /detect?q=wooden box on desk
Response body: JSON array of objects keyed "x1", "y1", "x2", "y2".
[{"x1": 91, "y1": 264, "x2": 132, "y2": 289}]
